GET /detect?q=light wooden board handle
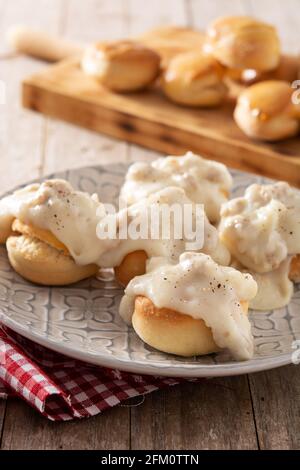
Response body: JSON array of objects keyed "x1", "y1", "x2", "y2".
[{"x1": 6, "y1": 25, "x2": 84, "y2": 62}]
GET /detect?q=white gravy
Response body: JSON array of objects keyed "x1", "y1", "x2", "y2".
[
  {"x1": 98, "y1": 186, "x2": 230, "y2": 268},
  {"x1": 120, "y1": 252, "x2": 257, "y2": 360},
  {"x1": 120, "y1": 152, "x2": 232, "y2": 223},
  {"x1": 220, "y1": 182, "x2": 300, "y2": 310},
  {"x1": 232, "y1": 257, "x2": 293, "y2": 310},
  {"x1": 220, "y1": 182, "x2": 300, "y2": 273},
  {"x1": 0, "y1": 179, "x2": 110, "y2": 265}
]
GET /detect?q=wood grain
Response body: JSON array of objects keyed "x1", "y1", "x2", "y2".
[
  {"x1": 131, "y1": 378, "x2": 258, "y2": 450},
  {"x1": 1, "y1": 399, "x2": 130, "y2": 450},
  {"x1": 249, "y1": 366, "x2": 300, "y2": 449},
  {"x1": 22, "y1": 33, "x2": 300, "y2": 187},
  {"x1": 0, "y1": 400, "x2": 7, "y2": 446}
]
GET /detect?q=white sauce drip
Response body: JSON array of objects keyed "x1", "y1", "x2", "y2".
[
  {"x1": 250, "y1": 257, "x2": 293, "y2": 310},
  {"x1": 120, "y1": 152, "x2": 232, "y2": 223},
  {"x1": 98, "y1": 186, "x2": 230, "y2": 268},
  {"x1": 0, "y1": 180, "x2": 110, "y2": 265},
  {"x1": 120, "y1": 252, "x2": 257, "y2": 360},
  {"x1": 232, "y1": 257, "x2": 293, "y2": 310}
]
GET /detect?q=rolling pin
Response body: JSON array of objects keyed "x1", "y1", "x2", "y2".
[{"x1": 6, "y1": 25, "x2": 83, "y2": 62}]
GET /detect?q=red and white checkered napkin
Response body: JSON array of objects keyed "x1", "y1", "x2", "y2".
[{"x1": 0, "y1": 326, "x2": 199, "y2": 421}]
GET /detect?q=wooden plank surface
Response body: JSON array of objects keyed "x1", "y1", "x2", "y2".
[
  {"x1": 131, "y1": 378, "x2": 258, "y2": 450},
  {"x1": 1, "y1": 399, "x2": 130, "y2": 450},
  {"x1": 249, "y1": 366, "x2": 300, "y2": 450},
  {"x1": 0, "y1": 400, "x2": 6, "y2": 445},
  {"x1": 1, "y1": 0, "x2": 300, "y2": 451}
]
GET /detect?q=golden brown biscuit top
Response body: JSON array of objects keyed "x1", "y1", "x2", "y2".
[
  {"x1": 92, "y1": 39, "x2": 160, "y2": 64},
  {"x1": 238, "y1": 80, "x2": 295, "y2": 118},
  {"x1": 207, "y1": 15, "x2": 277, "y2": 41},
  {"x1": 164, "y1": 51, "x2": 225, "y2": 82},
  {"x1": 12, "y1": 219, "x2": 69, "y2": 255}
]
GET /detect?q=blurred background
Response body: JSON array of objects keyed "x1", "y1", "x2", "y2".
[{"x1": 0, "y1": 0, "x2": 299, "y2": 191}]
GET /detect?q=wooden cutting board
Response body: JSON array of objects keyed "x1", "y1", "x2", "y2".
[{"x1": 22, "y1": 26, "x2": 300, "y2": 187}]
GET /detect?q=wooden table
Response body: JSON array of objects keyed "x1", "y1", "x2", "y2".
[{"x1": 0, "y1": 0, "x2": 300, "y2": 450}]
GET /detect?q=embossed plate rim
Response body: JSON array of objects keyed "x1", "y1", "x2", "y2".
[{"x1": 0, "y1": 313, "x2": 294, "y2": 377}]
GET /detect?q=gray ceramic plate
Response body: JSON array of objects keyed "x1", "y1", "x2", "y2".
[{"x1": 0, "y1": 163, "x2": 299, "y2": 377}]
